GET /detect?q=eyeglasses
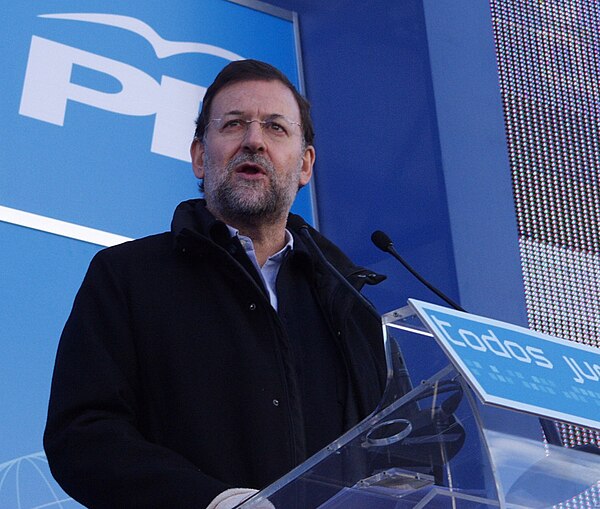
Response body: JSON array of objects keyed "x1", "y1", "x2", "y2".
[{"x1": 207, "y1": 116, "x2": 302, "y2": 141}]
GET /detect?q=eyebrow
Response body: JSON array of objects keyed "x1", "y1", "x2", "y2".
[{"x1": 222, "y1": 110, "x2": 287, "y2": 120}]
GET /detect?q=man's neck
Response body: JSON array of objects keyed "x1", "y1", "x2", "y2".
[
  {"x1": 209, "y1": 206, "x2": 289, "y2": 266},
  {"x1": 234, "y1": 221, "x2": 287, "y2": 267}
]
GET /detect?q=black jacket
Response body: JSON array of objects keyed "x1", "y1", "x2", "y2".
[{"x1": 44, "y1": 199, "x2": 387, "y2": 508}]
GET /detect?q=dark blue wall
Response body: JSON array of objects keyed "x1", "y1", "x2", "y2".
[{"x1": 266, "y1": 0, "x2": 460, "y2": 315}]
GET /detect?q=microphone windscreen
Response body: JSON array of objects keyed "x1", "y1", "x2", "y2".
[{"x1": 371, "y1": 230, "x2": 393, "y2": 252}]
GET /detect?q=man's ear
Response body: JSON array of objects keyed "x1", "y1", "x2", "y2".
[
  {"x1": 191, "y1": 138, "x2": 205, "y2": 179},
  {"x1": 299, "y1": 145, "x2": 316, "y2": 187}
]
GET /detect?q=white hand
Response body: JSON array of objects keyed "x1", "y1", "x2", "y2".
[{"x1": 206, "y1": 488, "x2": 258, "y2": 509}]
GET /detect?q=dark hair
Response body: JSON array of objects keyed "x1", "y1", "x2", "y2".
[{"x1": 194, "y1": 59, "x2": 314, "y2": 146}]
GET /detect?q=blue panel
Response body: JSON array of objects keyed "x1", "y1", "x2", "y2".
[
  {"x1": 1, "y1": 2, "x2": 307, "y2": 505},
  {"x1": 269, "y1": 0, "x2": 461, "y2": 316},
  {"x1": 422, "y1": 0, "x2": 527, "y2": 325},
  {"x1": 0, "y1": 223, "x2": 100, "y2": 453},
  {"x1": 2, "y1": 0, "x2": 312, "y2": 239},
  {"x1": 0, "y1": 222, "x2": 99, "y2": 507},
  {"x1": 413, "y1": 300, "x2": 600, "y2": 430}
]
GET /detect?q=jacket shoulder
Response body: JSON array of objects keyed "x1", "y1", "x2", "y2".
[
  {"x1": 86, "y1": 232, "x2": 176, "y2": 282},
  {"x1": 93, "y1": 232, "x2": 172, "y2": 261}
]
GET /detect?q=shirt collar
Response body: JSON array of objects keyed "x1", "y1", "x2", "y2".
[{"x1": 225, "y1": 225, "x2": 294, "y2": 261}]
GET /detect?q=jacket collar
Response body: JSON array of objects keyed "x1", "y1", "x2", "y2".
[
  {"x1": 171, "y1": 199, "x2": 232, "y2": 253},
  {"x1": 286, "y1": 212, "x2": 386, "y2": 289},
  {"x1": 170, "y1": 198, "x2": 385, "y2": 288}
]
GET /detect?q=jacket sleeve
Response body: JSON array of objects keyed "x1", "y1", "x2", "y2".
[{"x1": 44, "y1": 250, "x2": 229, "y2": 508}]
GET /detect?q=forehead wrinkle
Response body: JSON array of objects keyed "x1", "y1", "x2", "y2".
[
  {"x1": 221, "y1": 110, "x2": 289, "y2": 121},
  {"x1": 210, "y1": 80, "x2": 302, "y2": 124}
]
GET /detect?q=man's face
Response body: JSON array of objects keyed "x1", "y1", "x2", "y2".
[{"x1": 191, "y1": 80, "x2": 315, "y2": 224}]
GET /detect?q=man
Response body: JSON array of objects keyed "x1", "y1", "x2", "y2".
[{"x1": 44, "y1": 59, "x2": 387, "y2": 508}]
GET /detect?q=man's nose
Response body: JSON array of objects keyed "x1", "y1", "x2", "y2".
[{"x1": 242, "y1": 121, "x2": 266, "y2": 152}]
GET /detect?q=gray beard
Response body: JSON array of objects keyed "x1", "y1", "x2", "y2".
[{"x1": 203, "y1": 152, "x2": 302, "y2": 224}]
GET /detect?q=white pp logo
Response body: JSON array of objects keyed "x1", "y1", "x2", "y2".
[{"x1": 19, "y1": 13, "x2": 243, "y2": 162}]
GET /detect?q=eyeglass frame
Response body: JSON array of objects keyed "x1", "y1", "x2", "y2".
[{"x1": 204, "y1": 115, "x2": 303, "y2": 141}]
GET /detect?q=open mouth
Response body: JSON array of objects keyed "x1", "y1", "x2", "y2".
[{"x1": 235, "y1": 163, "x2": 266, "y2": 176}]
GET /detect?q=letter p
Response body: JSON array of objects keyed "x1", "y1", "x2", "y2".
[{"x1": 19, "y1": 36, "x2": 159, "y2": 126}]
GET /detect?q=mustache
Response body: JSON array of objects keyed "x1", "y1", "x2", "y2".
[{"x1": 226, "y1": 153, "x2": 275, "y2": 175}]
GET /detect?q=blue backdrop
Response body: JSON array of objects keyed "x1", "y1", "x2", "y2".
[
  {"x1": 1, "y1": 1, "x2": 309, "y2": 506},
  {"x1": 1, "y1": 1, "x2": 531, "y2": 507},
  {"x1": 268, "y1": 0, "x2": 526, "y2": 327}
]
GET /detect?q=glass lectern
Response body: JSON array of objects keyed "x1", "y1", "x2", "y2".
[{"x1": 239, "y1": 304, "x2": 600, "y2": 509}]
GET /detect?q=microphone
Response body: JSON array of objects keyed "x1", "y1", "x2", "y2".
[
  {"x1": 372, "y1": 231, "x2": 595, "y2": 463},
  {"x1": 371, "y1": 230, "x2": 466, "y2": 312},
  {"x1": 292, "y1": 218, "x2": 424, "y2": 418},
  {"x1": 288, "y1": 217, "x2": 381, "y2": 322}
]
